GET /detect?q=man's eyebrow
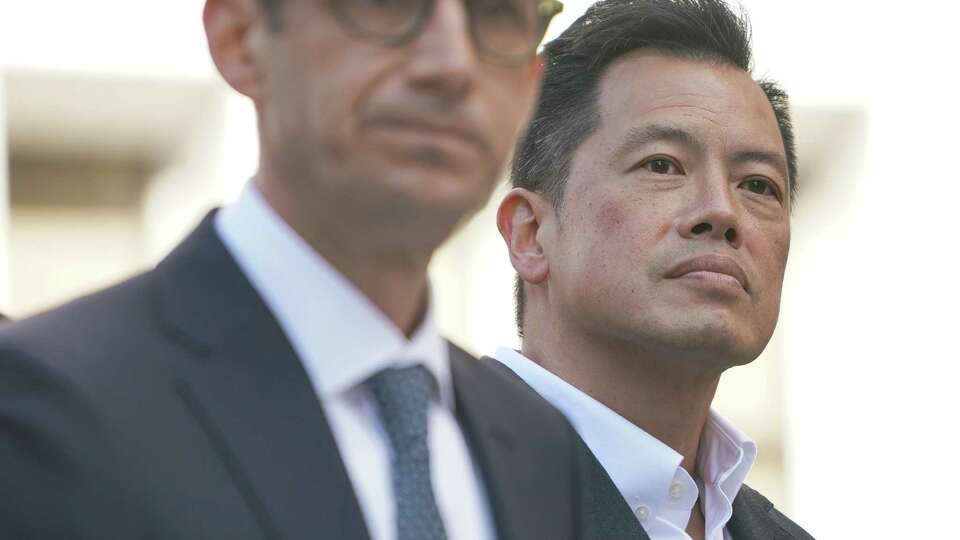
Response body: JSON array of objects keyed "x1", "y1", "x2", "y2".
[
  {"x1": 610, "y1": 124, "x2": 704, "y2": 166},
  {"x1": 731, "y1": 150, "x2": 789, "y2": 178}
]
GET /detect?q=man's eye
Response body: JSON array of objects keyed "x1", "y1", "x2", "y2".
[
  {"x1": 642, "y1": 158, "x2": 681, "y2": 175},
  {"x1": 740, "y1": 178, "x2": 777, "y2": 197}
]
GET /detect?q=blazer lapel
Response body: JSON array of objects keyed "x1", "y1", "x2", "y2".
[
  {"x1": 451, "y1": 349, "x2": 577, "y2": 540},
  {"x1": 153, "y1": 214, "x2": 369, "y2": 540},
  {"x1": 578, "y1": 441, "x2": 651, "y2": 540},
  {"x1": 728, "y1": 485, "x2": 813, "y2": 540}
]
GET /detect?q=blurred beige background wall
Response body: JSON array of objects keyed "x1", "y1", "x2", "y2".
[{"x1": 2, "y1": 1, "x2": 959, "y2": 538}]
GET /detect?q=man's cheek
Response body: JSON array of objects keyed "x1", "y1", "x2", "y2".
[{"x1": 593, "y1": 198, "x2": 631, "y2": 237}]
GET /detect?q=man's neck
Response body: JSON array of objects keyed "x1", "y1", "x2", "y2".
[
  {"x1": 254, "y1": 175, "x2": 433, "y2": 337},
  {"x1": 322, "y1": 250, "x2": 432, "y2": 338},
  {"x1": 522, "y1": 325, "x2": 722, "y2": 475}
]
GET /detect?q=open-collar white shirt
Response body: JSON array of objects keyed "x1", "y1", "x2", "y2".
[
  {"x1": 494, "y1": 347, "x2": 756, "y2": 540},
  {"x1": 214, "y1": 182, "x2": 495, "y2": 540}
]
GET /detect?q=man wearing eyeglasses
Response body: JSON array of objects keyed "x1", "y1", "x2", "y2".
[{"x1": 0, "y1": 1, "x2": 580, "y2": 538}]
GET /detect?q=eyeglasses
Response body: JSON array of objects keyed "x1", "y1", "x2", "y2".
[{"x1": 330, "y1": 0, "x2": 564, "y2": 65}]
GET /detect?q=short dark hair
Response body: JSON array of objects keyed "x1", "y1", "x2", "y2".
[{"x1": 511, "y1": 0, "x2": 797, "y2": 336}]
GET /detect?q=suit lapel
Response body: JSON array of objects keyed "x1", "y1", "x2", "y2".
[
  {"x1": 578, "y1": 440, "x2": 651, "y2": 540},
  {"x1": 451, "y1": 349, "x2": 577, "y2": 540},
  {"x1": 153, "y1": 214, "x2": 369, "y2": 540},
  {"x1": 728, "y1": 485, "x2": 811, "y2": 540}
]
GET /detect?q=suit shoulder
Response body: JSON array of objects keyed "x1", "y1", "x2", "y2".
[
  {"x1": 0, "y1": 278, "x2": 152, "y2": 539},
  {"x1": 0, "y1": 349, "x2": 143, "y2": 539},
  {"x1": 0, "y1": 270, "x2": 158, "y2": 379}
]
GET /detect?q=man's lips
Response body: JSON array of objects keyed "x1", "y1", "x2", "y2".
[{"x1": 666, "y1": 254, "x2": 750, "y2": 293}]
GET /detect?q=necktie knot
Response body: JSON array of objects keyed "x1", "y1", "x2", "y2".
[{"x1": 367, "y1": 364, "x2": 437, "y2": 447}]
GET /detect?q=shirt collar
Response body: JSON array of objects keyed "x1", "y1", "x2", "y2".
[
  {"x1": 214, "y1": 181, "x2": 452, "y2": 407},
  {"x1": 698, "y1": 410, "x2": 757, "y2": 538},
  {"x1": 493, "y1": 347, "x2": 756, "y2": 534},
  {"x1": 493, "y1": 348, "x2": 683, "y2": 513}
]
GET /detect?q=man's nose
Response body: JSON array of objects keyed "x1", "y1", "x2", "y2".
[
  {"x1": 676, "y1": 174, "x2": 743, "y2": 249},
  {"x1": 404, "y1": 0, "x2": 479, "y2": 102}
]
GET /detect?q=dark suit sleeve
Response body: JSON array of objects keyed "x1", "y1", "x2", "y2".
[{"x1": 0, "y1": 346, "x2": 142, "y2": 539}]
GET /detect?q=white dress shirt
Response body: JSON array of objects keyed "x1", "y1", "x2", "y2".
[
  {"x1": 494, "y1": 348, "x2": 757, "y2": 540},
  {"x1": 214, "y1": 182, "x2": 495, "y2": 540}
]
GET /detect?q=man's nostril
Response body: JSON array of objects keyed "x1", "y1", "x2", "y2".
[
  {"x1": 725, "y1": 228, "x2": 738, "y2": 244},
  {"x1": 691, "y1": 222, "x2": 712, "y2": 235}
]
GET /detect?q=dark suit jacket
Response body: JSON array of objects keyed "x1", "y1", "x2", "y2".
[
  {"x1": 481, "y1": 358, "x2": 815, "y2": 540},
  {"x1": 0, "y1": 215, "x2": 584, "y2": 540}
]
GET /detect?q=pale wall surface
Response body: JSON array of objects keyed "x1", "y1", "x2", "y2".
[{"x1": 741, "y1": 1, "x2": 960, "y2": 537}]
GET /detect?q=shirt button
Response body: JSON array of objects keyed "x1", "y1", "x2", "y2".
[
  {"x1": 669, "y1": 482, "x2": 684, "y2": 499},
  {"x1": 634, "y1": 504, "x2": 650, "y2": 522}
]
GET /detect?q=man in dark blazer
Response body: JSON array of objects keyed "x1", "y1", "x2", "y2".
[
  {"x1": 492, "y1": 0, "x2": 814, "y2": 538},
  {"x1": 0, "y1": 0, "x2": 582, "y2": 538}
]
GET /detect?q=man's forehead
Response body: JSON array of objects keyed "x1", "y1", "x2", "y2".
[
  {"x1": 601, "y1": 51, "x2": 764, "y2": 114},
  {"x1": 596, "y1": 51, "x2": 783, "y2": 151}
]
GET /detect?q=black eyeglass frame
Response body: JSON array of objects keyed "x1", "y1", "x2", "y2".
[{"x1": 329, "y1": 0, "x2": 564, "y2": 66}]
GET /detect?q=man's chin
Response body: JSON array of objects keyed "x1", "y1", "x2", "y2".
[
  {"x1": 378, "y1": 163, "x2": 497, "y2": 211},
  {"x1": 640, "y1": 317, "x2": 766, "y2": 368}
]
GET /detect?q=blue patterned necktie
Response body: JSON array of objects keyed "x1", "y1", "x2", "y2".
[{"x1": 367, "y1": 364, "x2": 448, "y2": 540}]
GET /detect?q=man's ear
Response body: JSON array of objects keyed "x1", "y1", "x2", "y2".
[
  {"x1": 527, "y1": 52, "x2": 546, "y2": 88},
  {"x1": 497, "y1": 188, "x2": 552, "y2": 286},
  {"x1": 514, "y1": 54, "x2": 545, "y2": 134},
  {"x1": 204, "y1": 0, "x2": 265, "y2": 99}
]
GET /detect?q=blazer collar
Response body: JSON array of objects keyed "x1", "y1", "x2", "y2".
[
  {"x1": 153, "y1": 213, "x2": 370, "y2": 540},
  {"x1": 152, "y1": 211, "x2": 262, "y2": 352},
  {"x1": 728, "y1": 485, "x2": 813, "y2": 540}
]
